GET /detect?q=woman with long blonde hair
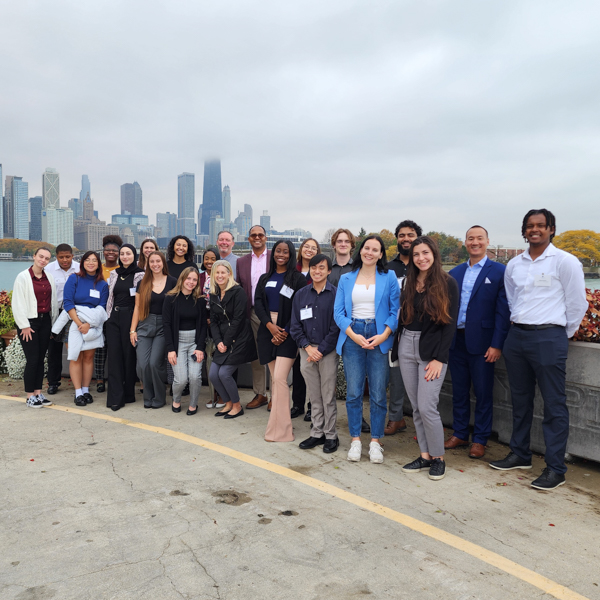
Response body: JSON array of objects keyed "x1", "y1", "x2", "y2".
[{"x1": 130, "y1": 251, "x2": 176, "y2": 409}]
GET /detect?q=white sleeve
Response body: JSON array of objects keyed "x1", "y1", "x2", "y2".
[
  {"x1": 504, "y1": 260, "x2": 516, "y2": 318},
  {"x1": 11, "y1": 273, "x2": 31, "y2": 330},
  {"x1": 559, "y1": 254, "x2": 588, "y2": 338}
]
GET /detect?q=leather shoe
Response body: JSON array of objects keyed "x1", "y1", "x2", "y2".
[
  {"x1": 172, "y1": 404, "x2": 181, "y2": 413},
  {"x1": 186, "y1": 407, "x2": 198, "y2": 415},
  {"x1": 290, "y1": 406, "x2": 305, "y2": 419},
  {"x1": 224, "y1": 408, "x2": 244, "y2": 419},
  {"x1": 246, "y1": 394, "x2": 268, "y2": 409},
  {"x1": 384, "y1": 419, "x2": 407, "y2": 435},
  {"x1": 361, "y1": 417, "x2": 370, "y2": 433},
  {"x1": 489, "y1": 451, "x2": 532, "y2": 471},
  {"x1": 267, "y1": 400, "x2": 272, "y2": 412},
  {"x1": 469, "y1": 443, "x2": 486, "y2": 459},
  {"x1": 299, "y1": 435, "x2": 326, "y2": 449},
  {"x1": 304, "y1": 408, "x2": 312, "y2": 422},
  {"x1": 444, "y1": 435, "x2": 470, "y2": 449},
  {"x1": 215, "y1": 409, "x2": 231, "y2": 417},
  {"x1": 83, "y1": 393, "x2": 94, "y2": 405},
  {"x1": 47, "y1": 384, "x2": 60, "y2": 395},
  {"x1": 96, "y1": 381, "x2": 106, "y2": 393},
  {"x1": 531, "y1": 468, "x2": 565, "y2": 490},
  {"x1": 323, "y1": 438, "x2": 339, "y2": 453},
  {"x1": 74, "y1": 395, "x2": 87, "y2": 407}
]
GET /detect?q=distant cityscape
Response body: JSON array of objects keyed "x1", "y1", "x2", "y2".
[{"x1": 0, "y1": 160, "x2": 313, "y2": 253}]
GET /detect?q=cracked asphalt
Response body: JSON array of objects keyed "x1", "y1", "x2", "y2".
[{"x1": 1, "y1": 380, "x2": 599, "y2": 600}]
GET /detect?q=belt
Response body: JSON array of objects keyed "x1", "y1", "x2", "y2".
[
  {"x1": 34, "y1": 312, "x2": 50, "y2": 319},
  {"x1": 513, "y1": 323, "x2": 563, "y2": 331},
  {"x1": 114, "y1": 306, "x2": 133, "y2": 312}
]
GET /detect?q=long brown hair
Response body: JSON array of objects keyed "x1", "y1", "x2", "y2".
[
  {"x1": 137, "y1": 251, "x2": 168, "y2": 321},
  {"x1": 138, "y1": 239, "x2": 159, "y2": 269},
  {"x1": 167, "y1": 266, "x2": 201, "y2": 302},
  {"x1": 400, "y1": 236, "x2": 451, "y2": 325},
  {"x1": 296, "y1": 238, "x2": 321, "y2": 269}
]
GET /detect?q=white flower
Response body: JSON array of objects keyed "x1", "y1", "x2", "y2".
[{"x1": 3, "y1": 339, "x2": 48, "y2": 380}]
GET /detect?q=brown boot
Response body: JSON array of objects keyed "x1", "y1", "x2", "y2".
[
  {"x1": 384, "y1": 419, "x2": 407, "y2": 435},
  {"x1": 246, "y1": 394, "x2": 268, "y2": 409},
  {"x1": 444, "y1": 435, "x2": 469, "y2": 449}
]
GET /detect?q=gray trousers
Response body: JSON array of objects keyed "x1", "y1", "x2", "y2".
[
  {"x1": 172, "y1": 330, "x2": 203, "y2": 407},
  {"x1": 399, "y1": 330, "x2": 447, "y2": 457},
  {"x1": 388, "y1": 359, "x2": 406, "y2": 421},
  {"x1": 136, "y1": 314, "x2": 167, "y2": 406},
  {"x1": 299, "y1": 347, "x2": 338, "y2": 439}
]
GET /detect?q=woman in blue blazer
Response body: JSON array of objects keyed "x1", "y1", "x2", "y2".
[{"x1": 334, "y1": 235, "x2": 400, "y2": 464}]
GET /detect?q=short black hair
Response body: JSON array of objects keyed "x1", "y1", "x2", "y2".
[
  {"x1": 55, "y1": 243, "x2": 73, "y2": 254},
  {"x1": 103, "y1": 234, "x2": 123, "y2": 248},
  {"x1": 521, "y1": 209, "x2": 556, "y2": 242},
  {"x1": 309, "y1": 254, "x2": 332, "y2": 270},
  {"x1": 249, "y1": 224, "x2": 266, "y2": 235},
  {"x1": 394, "y1": 220, "x2": 423, "y2": 238},
  {"x1": 466, "y1": 225, "x2": 489, "y2": 238}
]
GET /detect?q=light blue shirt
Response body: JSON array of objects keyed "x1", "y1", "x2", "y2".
[{"x1": 457, "y1": 256, "x2": 487, "y2": 328}]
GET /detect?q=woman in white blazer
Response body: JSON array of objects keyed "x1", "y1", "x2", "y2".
[{"x1": 12, "y1": 247, "x2": 59, "y2": 408}]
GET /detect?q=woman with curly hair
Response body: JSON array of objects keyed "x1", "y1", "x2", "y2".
[{"x1": 166, "y1": 235, "x2": 198, "y2": 280}]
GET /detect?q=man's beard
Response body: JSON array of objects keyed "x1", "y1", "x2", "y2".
[{"x1": 398, "y1": 243, "x2": 410, "y2": 256}]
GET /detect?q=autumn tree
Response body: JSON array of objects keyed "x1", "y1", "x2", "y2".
[
  {"x1": 426, "y1": 231, "x2": 467, "y2": 263},
  {"x1": 554, "y1": 230, "x2": 600, "y2": 266}
]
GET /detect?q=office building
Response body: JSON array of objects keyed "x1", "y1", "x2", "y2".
[
  {"x1": 177, "y1": 172, "x2": 195, "y2": 238},
  {"x1": 209, "y1": 216, "x2": 225, "y2": 246},
  {"x1": 29, "y1": 196, "x2": 43, "y2": 241},
  {"x1": 121, "y1": 181, "x2": 143, "y2": 215},
  {"x1": 4, "y1": 176, "x2": 29, "y2": 239},
  {"x1": 42, "y1": 168, "x2": 60, "y2": 209},
  {"x1": 260, "y1": 210, "x2": 271, "y2": 233},
  {"x1": 42, "y1": 207, "x2": 73, "y2": 246},
  {"x1": 200, "y1": 159, "x2": 222, "y2": 235},
  {"x1": 244, "y1": 204, "x2": 253, "y2": 224},
  {"x1": 234, "y1": 210, "x2": 251, "y2": 238},
  {"x1": 112, "y1": 214, "x2": 149, "y2": 226},
  {"x1": 222, "y1": 185, "x2": 231, "y2": 224},
  {"x1": 196, "y1": 234, "x2": 209, "y2": 249},
  {"x1": 80, "y1": 175, "x2": 91, "y2": 203},
  {"x1": 74, "y1": 223, "x2": 120, "y2": 252},
  {"x1": 0, "y1": 164, "x2": 3, "y2": 239},
  {"x1": 68, "y1": 197, "x2": 83, "y2": 220},
  {"x1": 156, "y1": 212, "x2": 177, "y2": 239}
]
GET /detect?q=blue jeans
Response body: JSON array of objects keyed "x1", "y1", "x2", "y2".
[{"x1": 342, "y1": 319, "x2": 390, "y2": 439}]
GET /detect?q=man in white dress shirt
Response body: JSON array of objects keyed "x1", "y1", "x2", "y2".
[
  {"x1": 44, "y1": 244, "x2": 80, "y2": 394},
  {"x1": 489, "y1": 210, "x2": 587, "y2": 490}
]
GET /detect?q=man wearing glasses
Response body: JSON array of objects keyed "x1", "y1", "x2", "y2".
[
  {"x1": 236, "y1": 225, "x2": 272, "y2": 409},
  {"x1": 328, "y1": 228, "x2": 355, "y2": 287}
]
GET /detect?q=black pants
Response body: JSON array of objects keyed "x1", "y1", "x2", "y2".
[
  {"x1": 17, "y1": 313, "x2": 52, "y2": 393},
  {"x1": 47, "y1": 338, "x2": 64, "y2": 386},
  {"x1": 292, "y1": 354, "x2": 308, "y2": 410},
  {"x1": 106, "y1": 308, "x2": 137, "y2": 408}
]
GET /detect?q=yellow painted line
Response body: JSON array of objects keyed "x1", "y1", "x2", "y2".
[{"x1": 1, "y1": 394, "x2": 589, "y2": 600}]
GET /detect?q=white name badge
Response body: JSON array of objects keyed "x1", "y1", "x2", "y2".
[
  {"x1": 534, "y1": 273, "x2": 552, "y2": 287},
  {"x1": 280, "y1": 285, "x2": 294, "y2": 298},
  {"x1": 397, "y1": 276, "x2": 405, "y2": 289},
  {"x1": 300, "y1": 307, "x2": 313, "y2": 320},
  {"x1": 89, "y1": 289, "x2": 100, "y2": 298},
  {"x1": 266, "y1": 280, "x2": 278, "y2": 288},
  {"x1": 130, "y1": 287, "x2": 137, "y2": 296}
]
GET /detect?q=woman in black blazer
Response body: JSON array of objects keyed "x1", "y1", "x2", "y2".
[
  {"x1": 393, "y1": 236, "x2": 458, "y2": 481},
  {"x1": 209, "y1": 260, "x2": 257, "y2": 419},
  {"x1": 254, "y1": 240, "x2": 307, "y2": 441}
]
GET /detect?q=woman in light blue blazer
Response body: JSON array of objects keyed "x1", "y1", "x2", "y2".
[{"x1": 334, "y1": 235, "x2": 400, "y2": 464}]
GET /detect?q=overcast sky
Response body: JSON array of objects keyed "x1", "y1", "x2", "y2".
[{"x1": 1, "y1": 0, "x2": 599, "y2": 247}]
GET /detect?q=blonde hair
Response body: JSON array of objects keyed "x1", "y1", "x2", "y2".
[
  {"x1": 209, "y1": 260, "x2": 238, "y2": 295},
  {"x1": 167, "y1": 266, "x2": 201, "y2": 301}
]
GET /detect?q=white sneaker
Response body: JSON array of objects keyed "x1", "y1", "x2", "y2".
[
  {"x1": 26, "y1": 395, "x2": 43, "y2": 408},
  {"x1": 369, "y1": 441, "x2": 384, "y2": 464},
  {"x1": 37, "y1": 393, "x2": 53, "y2": 406},
  {"x1": 206, "y1": 401, "x2": 215, "y2": 408},
  {"x1": 347, "y1": 440, "x2": 362, "y2": 462},
  {"x1": 215, "y1": 401, "x2": 226, "y2": 408}
]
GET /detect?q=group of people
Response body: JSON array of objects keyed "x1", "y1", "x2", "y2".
[{"x1": 12, "y1": 208, "x2": 588, "y2": 489}]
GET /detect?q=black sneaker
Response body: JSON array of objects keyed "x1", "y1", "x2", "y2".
[
  {"x1": 489, "y1": 451, "x2": 532, "y2": 471},
  {"x1": 531, "y1": 468, "x2": 565, "y2": 490},
  {"x1": 37, "y1": 393, "x2": 53, "y2": 406},
  {"x1": 26, "y1": 395, "x2": 43, "y2": 408},
  {"x1": 428, "y1": 458, "x2": 446, "y2": 481},
  {"x1": 402, "y1": 456, "x2": 433, "y2": 473}
]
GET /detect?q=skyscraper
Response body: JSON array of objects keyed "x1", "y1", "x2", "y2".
[
  {"x1": 0, "y1": 163, "x2": 3, "y2": 239},
  {"x1": 120, "y1": 182, "x2": 143, "y2": 215},
  {"x1": 68, "y1": 197, "x2": 83, "y2": 220},
  {"x1": 42, "y1": 168, "x2": 60, "y2": 209},
  {"x1": 260, "y1": 210, "x2": 271, "y2": 233},
  {"x1": 5, "y1": 176, "x2": 29, "y2": 239},
  {"x1": 200, "y1": 159, "x2": 222, "y2": 235},
  {"x1": 156, "y1": 212, "x2": 177, "y2": 239},
  {"x1": 177, "y1": 172, "x2": 195, "y2": 238},
  {"x1": 222, "y1": 185, "x2": 231, "y2": 224},
  {"x1": 80, "y1": 175, "x2": 91, "y2": 203},
  {"x1": 244, "y1": 203, "x2": 253, "y2": 224},
  {"x1": 29, "y1": 196, "x2": 43, "y2": 241},
  {"x1": 42, "y1": 207, "x2": 74, "y2": 246}
]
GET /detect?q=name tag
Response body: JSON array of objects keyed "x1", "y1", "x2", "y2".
[
  {"x1": 89, "y1": 289, "x2": 100, "y2": 298},
  {"x1": 280, "y1": 285, "x2": 294, "y2": 298},
  {"x1": 397, "y1": 276, "x2": 405, "y2": 289},
  {"x1": 130, "y1": 287, "x2": 137, "y2": 296},
  {"x1": 266, "y1": 280, "x2": 277, "y2": 288},
  {"x1": 534, "y1": 273, "x2": 552, "y2": 287},
  {"x1": 300, "y1": 307, "x2": 313, "y2": 320}
]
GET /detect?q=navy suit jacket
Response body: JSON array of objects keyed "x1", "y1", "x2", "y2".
[{"x1": 449, "y1": 259, "x2": 510, "y2": 355}]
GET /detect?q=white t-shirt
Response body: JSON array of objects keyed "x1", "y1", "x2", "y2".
[{"x1": 351, "y1": 284, "x2": 376, "y2": 319}]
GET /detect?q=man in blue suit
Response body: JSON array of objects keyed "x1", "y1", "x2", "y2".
[{"x1": 445, "y1": 226, "x2": 510, "y2": 458}]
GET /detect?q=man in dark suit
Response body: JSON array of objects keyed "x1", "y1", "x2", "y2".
[
  {"x1": 445, "y1": 226, "x2": 510, "y2": 458},
  {"x1": 236, "y1": 225, "x2": 272, "y2": 409}
]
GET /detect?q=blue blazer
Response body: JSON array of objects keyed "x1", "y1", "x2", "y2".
[
  {"x1": 449, "y1": 259, "x2": 510, "y2": 355},
  {"x1": 334, "y1": 269, "x2": 400, "y2": 355}
]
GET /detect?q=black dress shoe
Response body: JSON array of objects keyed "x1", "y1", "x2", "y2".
[
  {"x1": 83, "y1": 393, "x2": 94, "y2": 404},
  {"x1": 224, "y1": 408, "x2": 244, "y2": 419},
  {"x1": 361, "y1": 417, "x2": 371, "y2": 433},
  {"x1": 531, "y1": 468, "x2": 566, "y2": 490},
  {"x1": 323, "y1": 438, "x2": 339, "y2": 453},
  {"x1": 290, "y1": 406, "x2": 305, "y2": 419},
  {"x1": 74, "y1": 395, "x2": 87, "y2": 407},
  {"x1": 186, "y1": 407, "x2": 198, "y2": 415},
  {"x1": 47, "y1": 384, "x2": 59, "y2": 395},
  {"x1": 303, "y1": 408, "x2": 312, "y2": 422},
  {"x1": 110, "y1": 405, "x2": 121, "y2": 412},
  {"x1": 172, "y1": 404, "x2": 181, "y2": 413},
  {"x1": 299, "y1": 436, "x2": 326, "y2": 449},
  {"x1": 96, "y1": 382, "x2": 106, "y2": 393},
  {"x1": 215, "y1": 409, "x2": 231, "y2": 417},
  {"x1": 144, "y1": 401, "x2": 153, "y2": 408},
  {"x1": 489, "y1": 451, "x2": 532, "y2": 471},
  {"x1": 151, "y1": 401, "x2": 166, "y2": 409}
]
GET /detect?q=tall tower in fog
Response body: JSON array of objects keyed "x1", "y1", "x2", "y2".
[
  {"x1": 177, "y1": 172, "x2": 195, "y2": 238},
  {"x1": 200, "y1": 159, "x2": 222, "y2": 235},
  {"x1": 42, "y1": 168, "x2": 60, "y2": 209}
]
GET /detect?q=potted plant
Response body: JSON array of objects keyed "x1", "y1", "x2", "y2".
[{"x1": 0, "y1": 291, "x2": 17, "y2": 344}]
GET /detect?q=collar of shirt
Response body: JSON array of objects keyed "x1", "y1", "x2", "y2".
[
  {"x1": 332, "y1": 256, "x2": 353, "y2": 267},
  {"x1": 522, "y1": 243, "x2": 556, "y2": 262},
  {"x1": 467, "y1": 255, "x2": 488, "y2": 270},
  {"x1": 309, "y1": 281, "x2": 334, "y2": 295},
  {"x1": 251, "y1": 249, "x2": 267, "y2": 261}
]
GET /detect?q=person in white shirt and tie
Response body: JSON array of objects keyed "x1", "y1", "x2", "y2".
[{"x1": 489, "y1": 209, "x2": 587, "y2": 490}]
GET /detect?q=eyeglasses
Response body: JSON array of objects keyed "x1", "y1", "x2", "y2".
[
  {"x1": 303, "y1": 246, "x2": 318, "y2": 252},
  {"x1": 249, "y1": 234, "x2": 266, "y2": 239}
]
